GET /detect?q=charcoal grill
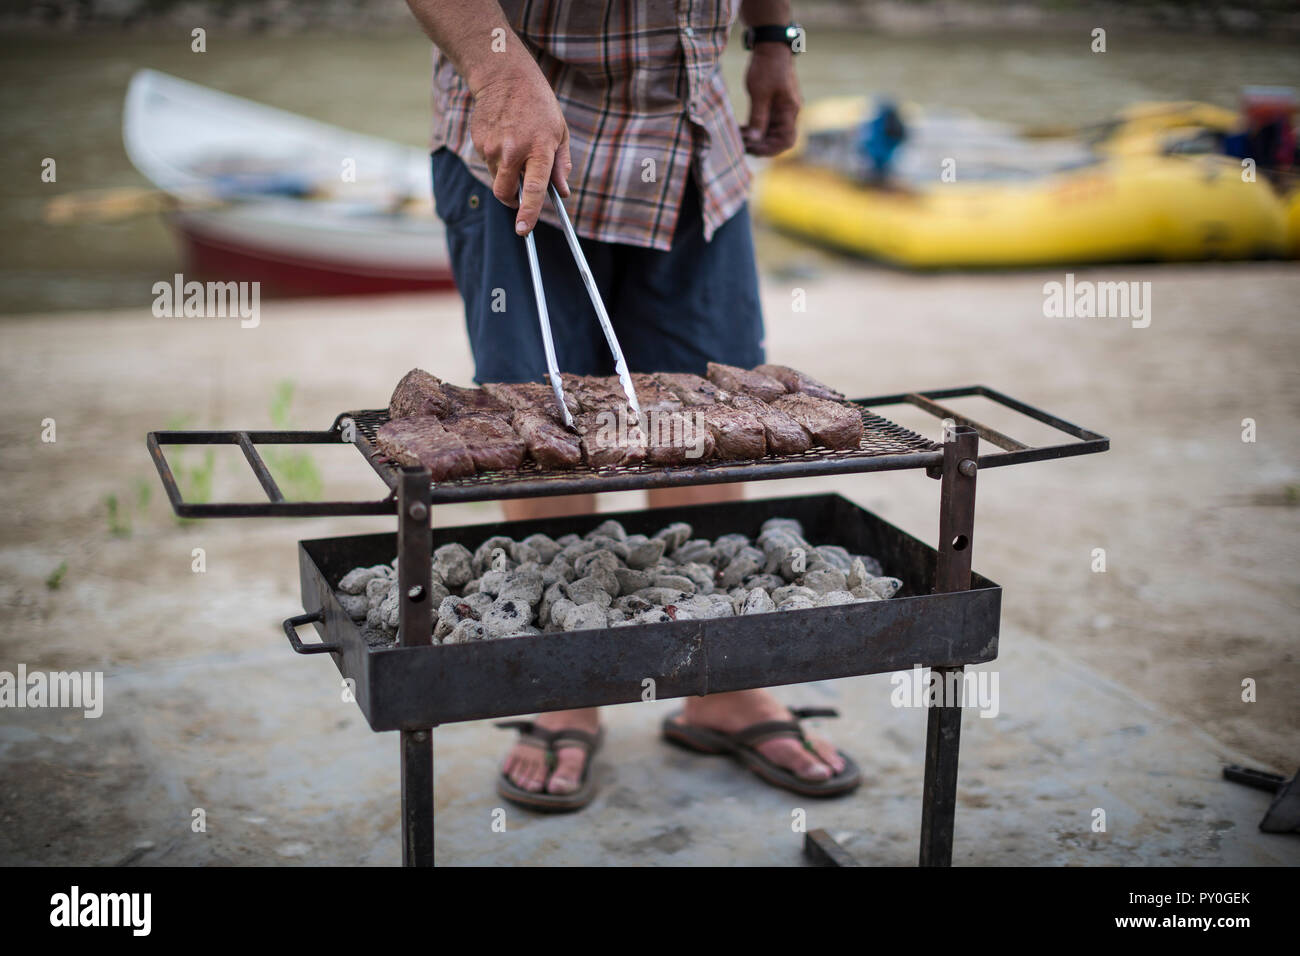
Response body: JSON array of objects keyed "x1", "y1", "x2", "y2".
[{"x1": 147, "y1": 385, "x2": 1107, "y2": 866}]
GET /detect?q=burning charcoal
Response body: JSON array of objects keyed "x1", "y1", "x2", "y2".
[
  {"x1": 677, "y1": 594, "x2": 733, "y2": 619},
  {"x1": 866, "y1": 576, "x2": 903, "y2": 599},
  {"x1": 777, "y1": 594, "x2": 817, "y2": 611},
  {"x1": 705, "y1": 361, "x2": 787, "y2": 403},
  {"x1": 336, "y1": 592, "x2": 368, "y2": 621},
  {"x1": 815, "y1": 545, "x2": 854, "y2": 574},
  {"x1": 675, "y1": 562, "x2": 717, "y2": 594},
  {"x1": 761, "y1": 517, "x2": 805, "y2": 538},
  {"x1": 713, "y1": 533, "x2": 751, "y2": 564},
  {"x1": 517, "y1": 533, "x2": 561, "y2": 565},
  {"x1": 586, "y1": 519, "x2": 628, "y2": 542},
  {"x1": 634, "y1": 586, "x2": 691, "y2": 606},
  {"x1": 742, "y1": 572, "x2": 785, "y2": 592},
  {"x1": 556, "y1": 533, "x2": 580, "y2": 547},
  {"x1": 561, "y1": 602, "x2": 609, "y2": 632},
  {"x1": 473, "y1": 536, "x2": 516, "y2": 575},
  {"x1": 817, "y1": 590, "x2": 857, "y2": 607},
  {"x1": 461, "y1": 592, "x2": 492, "y2": 618},
  {"x1": 338, "y1": 564, "x2": 392, "y2": 594},
  {"x1": 625, "y1": 537, "x2": 666, "y2": 570},
  {"x1": 428, "y1": 581, "x2": 451, "y2": 607},
  {"x1": 631, "y1": 607, "x2": 675, "y2": 625},
  {"x1": 653, "y1": 573, "x2": 697, "y2": 595},
  {"x1": 365, "y1": 605, "x2": 384, "y2": 630},
  {"x1": 381, "y1": 591, "x2": 401, "y2": 629},
  {"x1": 671, "y1": 539, "x2": 717, "y2": 565},
  {"x1": 653, "y1": 522, "x2": 693, "y2": 551},
  {"x1": 719, "y1": 546, "x2": 765, "y2": 589},
  {"x1": 614, "y1": 594, "x2": 655, "y2": 615},
  {"x1": 482, "y1": 598, "x2": 535, "y2": 638},
  {"x1": 541, "y1": 556, "x2": 575, "y2": 587},
  {"x1": 499, "y1": 625, "x2": 542, "y2": 640},
  {"x1": 540, "y1": 582, "x2": 567, "y2": 625},
  {"x1": 560, "y1": 538, "x2": 598, "y2": 562},
  {"x1": 499, "y1": 567, "x2": 545, "y2": 606},
  {"x1": 846, "y1": 558, "x2": 871, "y2": 592},
  {"x1": 547, "y1": 598, "x2": 577, "y2": 631},
  {"x1": 574, "y1": 549, "x2": 622, "y2": 578},
  {"x1": 752, "y1": 364, "x2": 845, "y2": 401},
  {"x1": 849, "y1": 586, "x2": 882, "y2": 602},
  {"x1": 778, "y1": 546, "x2": 829, "y2": 581},
  {"x1": 742, "y1": 589, "x2": 777, "y2": 615},
  {"x1": 586, "y1": 536, "x2": 630, "y2": 561},
  {"x1": 606, "y1": 607, "x2": 630, "y2": 626},
  {"x1": 365, "y1": 576, "x2": 392, "y2": 607},
  {"x1": 614, "y1": 567, "x2": 654, "y2": 595},
  {"x1": 566, "y1": 575, "x2": 614, "y2": 608},
  {"x1": 444, "y1": 619, "x2": 487, "y2": 644},
  {"x1": 431, "y1": 543, "x2": 474, "y2": 588},
  {"x1": 361, "y1": 626, "x2": 396, "y2": 648},
  {"x1": 772, "y1": 584, "x2": 818, "y2": 605},
  {"x1": 461, "y1": 577, "x2": 481, "y2": 594},
  {"x1": 802, "y1": 568, "x2": 848, "y2": 595},
  {"x1": 477, "y1": 569, "x2": 506, "y2": 597}
]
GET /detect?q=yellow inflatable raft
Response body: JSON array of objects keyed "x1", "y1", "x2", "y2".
[{"x1": 754, "y1": 99, "x2": 1298, "y2": 268}]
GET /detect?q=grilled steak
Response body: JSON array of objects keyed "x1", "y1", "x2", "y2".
[
  {"x1": 730, "y1": 394, "x2": 812, "y2": 456},
  {"x1": 442, "y1": 384, "x2": 510, "y2": 415},
  {"x1": 375, "y1": 416, "x2": 476, "y2": 481},
  {"x1": 511, "y1": 408, "x2": 583, "y2": 469},
  {"x1": 631, "y1": 373, "x2": 683, "y2": 413},
  {"x1": 389, "y1": 369, "x2": 454, "y2": 419},
  {"x1": 575, "y1": 410, "x2": 647, "y2": 468},
  {"x1": 771, "y1": 393, "x2": 863, "y2": 450},
  {"x1": 561, "y1": 374, "x2": 635, "y2": 415},
  {"x1": 753, "y1": 364, "x2": 845, "y2": 401},
  {"x1": 654, "y1": 371, "x2": 731, "y2": 406},
  {"x1": 483, "y1": 380, "x2": 580, "y2": 419},
  {"x1": 698, "y1": 402, "x2": 766, "y2": 460},
  {"x1": 643, "y1": 408, "x2": 715, "y2": 465},
  {"x1": 706, "y1": 362, "x2": 787, "y2": 403},
  {"x1": 441, "y1": 411, "x2": 527, "y2": 472}
]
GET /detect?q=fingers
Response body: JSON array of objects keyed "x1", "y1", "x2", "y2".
[
  {"x1": 490, "y1": 141, "x2": 525, "y2": 210},
  {"x1": 515, "y1": 147, "x2": 553, "y2": 235},
  {"x1": 551, "y1": 133, "x2": 573, "y2": 199},
  {"x1": 748, "y1": 96, "x2": 800, "y2": 157},
  {"x1": 744, "y1": 92, "x2": 773, "y2": 154}
]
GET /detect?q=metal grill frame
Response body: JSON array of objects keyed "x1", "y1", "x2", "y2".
[{"x1": 146, "y1": 384, "x2": 1109, "y2": 869}]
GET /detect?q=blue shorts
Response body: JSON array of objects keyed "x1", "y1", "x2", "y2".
[{"x1": 431, "y1": 148, "x2": 765, "y2": 384}]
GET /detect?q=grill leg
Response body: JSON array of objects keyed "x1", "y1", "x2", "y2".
[
  {"x1": 401, "y1": 728, "x2": 435, "y2": 866},
  {"x1": 919, "y1": 425, "x2": 978, "y2": 867},
  {"x1": 397, "y1": 467, "x2": 435, "y2": 866}
]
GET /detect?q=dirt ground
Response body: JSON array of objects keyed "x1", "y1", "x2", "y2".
[{"x1": 0, "y1": 258, "x2": 1296, "y2": 864}]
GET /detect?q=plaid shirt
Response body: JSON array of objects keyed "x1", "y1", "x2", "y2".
[{"x1": 430, "y1": 0, "x2": 752, "y2": 251}]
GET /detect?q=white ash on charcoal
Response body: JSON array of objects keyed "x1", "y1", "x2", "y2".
[{"x1": 332, "y1": 516, "x2": 903, "y2": 645}]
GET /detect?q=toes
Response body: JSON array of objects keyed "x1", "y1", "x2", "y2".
[
  {"x1": 757, "y1": 737, "x2": 832, "y2": 782},
  {"x1": 808, "y1": 734, "x2": 846, "y2": 775},
  {"x1": 547, "y1": 746, "x2": 588, "y2": 795},
  {"x1": 506, "y1": 746, "x2": 547, "y2": 792}
]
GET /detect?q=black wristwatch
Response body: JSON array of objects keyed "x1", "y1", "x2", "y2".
[{"x1": 743, "y1": 23, "x2": 804, "y2": 53}]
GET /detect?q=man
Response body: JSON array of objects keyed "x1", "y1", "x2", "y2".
[{"x1": 405, "y1": 0, "x2": 859, "y2": 810}]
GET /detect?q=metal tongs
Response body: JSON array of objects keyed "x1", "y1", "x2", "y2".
[{"x1": 520, "y1": 183, "x2": 643, "y2": 432}]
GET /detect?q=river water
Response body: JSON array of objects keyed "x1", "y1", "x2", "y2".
[{"x1": 2, "y1": 25, "x2": 1297, "y2": 312}]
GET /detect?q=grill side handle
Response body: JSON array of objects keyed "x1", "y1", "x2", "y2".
[
  {"x1": 282, "y1": 610, "x2": 340, "y2": 655},
  {"x1": 147, "y1": 423, "x2": 397, "y2": 518}
]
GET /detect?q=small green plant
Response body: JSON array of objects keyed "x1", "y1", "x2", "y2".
[
  {"x1": 105, "y1": 494, "x2": 131, "y2": 537},
  {"x1": 263, "y1": 380, "x2": 323, "y2": 501},
  {"x1": 45, "y1": 561, "x2": 68, "y2": 590}
]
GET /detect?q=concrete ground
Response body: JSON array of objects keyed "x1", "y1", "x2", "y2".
[{"x1": 1, "y1": 259, "x2": 1297, "y2": 865}]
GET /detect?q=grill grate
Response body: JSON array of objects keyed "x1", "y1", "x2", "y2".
[{"x1": 342, "y1": 401, "x2": 942, "y2": 502}]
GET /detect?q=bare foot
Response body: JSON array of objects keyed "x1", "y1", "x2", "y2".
[
  {"x1": 678, "y1": 689, "x2": 846, "y2": 782},
  {"x1": 500, "y1": 707, "x2": 601, "y2": 795}
]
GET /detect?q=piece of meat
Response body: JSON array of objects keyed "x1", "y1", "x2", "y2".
[
  {"x1": 375, "y1": 416, "x2": 476, "y2": 481},
  {"x1": 482, "y1": 381, "x2": 580, "y2": 421},
  {"x1": 698, "y1": 402, "x2": 766, "y2": 460},
  {"x1": 440, "y1": 411, "x2": 527, "y2": 472},
  {"x1": 389, "y1": 369, "x2": 454, "y2": 419},
  {"x1": 561, "y1": 374, "x2": 636, "y2": 416},
  {"x1": 730, "y1": 394, "x2": 812, "y2": 457},
  {"x1": 643, "y1": 408, "x2": 715, "y2": 465},
  {"x1": 753, "y1": 364, "x2": 845, "y2": 401},
  {"x1": 771, "y1": 393, "x2": 863, "y2": 450},
  {"x1": 511, "y1": 408, "x2": 583, "y2": 469},
  {"x1": 706, "y1": 362, "x2": 787, "y2": 403},
  {"x1": 575, "y1": 410, "x2": 646, "y2": 468},
  {"x1": 442, "y1": 384, "x2": 510, "y2": 414},
  {"x1": 631, "y1": 373, "x2": 683, "y2": 413},
  {"x1": 654, "y1": 372, "x2": 731, "y2": 406}
]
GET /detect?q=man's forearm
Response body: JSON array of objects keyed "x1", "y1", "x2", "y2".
[
  {"x1": 405, "y1": 0, "x2": 538, "y2": 95},
  {"x1": 740, "y1": 0, "x2": 792, "y2": 26}
]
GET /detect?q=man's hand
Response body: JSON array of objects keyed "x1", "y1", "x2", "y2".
[
  {"x1": 470, "y1": 62, "x2": 572, "y2": 235},
  {"x1": 742, "y1": 44, "x2": 800, "y2": 157}
]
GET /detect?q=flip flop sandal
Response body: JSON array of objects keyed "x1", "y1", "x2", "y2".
[
  {"x1": 662, "y1": 706, "x2": 861, "y2": 798},
  {"x1": 495, "y1": 719, "x2": 605, "y2": 813}
]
